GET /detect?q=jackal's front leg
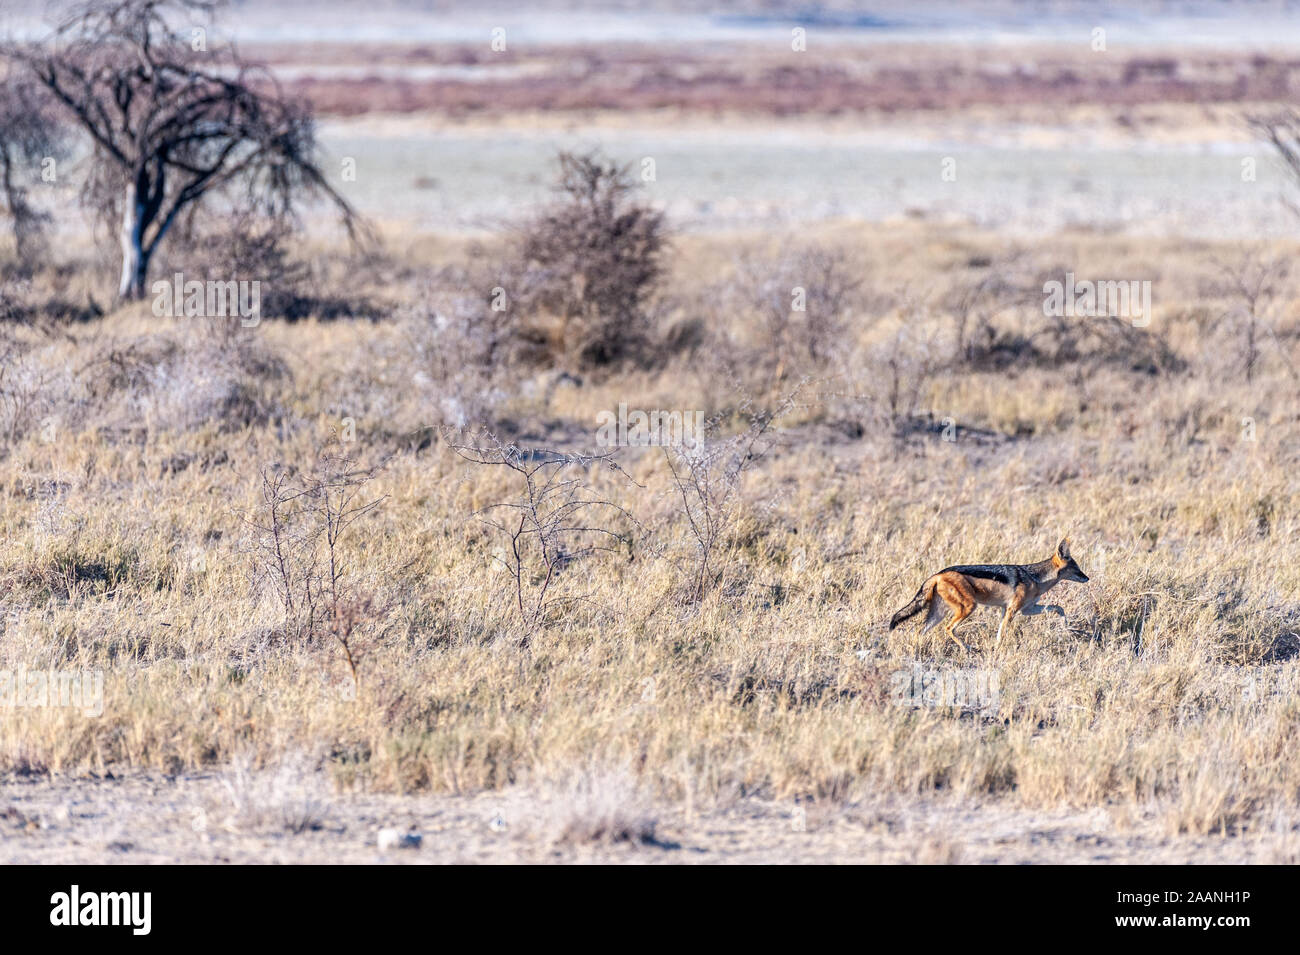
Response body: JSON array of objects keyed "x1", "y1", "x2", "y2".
[
  {"x1": 995, "y1": 594, "x2": 1028, "y2": 651},
  {"x1": 994, "y1": 609, "x2": 1014, "y2": 652}
]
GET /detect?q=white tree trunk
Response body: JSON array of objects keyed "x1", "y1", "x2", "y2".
[{"x1": 117, "y1": 191, "x2": 150, "y2": 300}]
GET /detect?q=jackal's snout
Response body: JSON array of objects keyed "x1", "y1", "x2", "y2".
[
  {"x1": 1062, "y1": 562, "x2": 1089, "y2": 583},
  {"x1": 1053, "y1": 537, "x2": 1089, "y2": 583}
]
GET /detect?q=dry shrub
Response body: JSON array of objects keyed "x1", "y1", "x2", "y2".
[
  {"x1": 166, "y1": 207, "x2": 380, "y2": 322},
  {"x1": 942, "y1": 254, "x2": 1038, "y2": 365},
  {"x1": 75, "y1": 323, "x2": 288, "y2": 434},
  {"x1": 167, "y1": 210, "x2": 312, "y2": 318},
  {"x1": 656, "y1": 386, "x2": 799, "y2": 602},
  {"x1": 452, "y1": 435, "x2": 636, "y2": 642},
  {"x1": 507, "y1": 151, "x2": 667, "y2": 369},
  {"x1": 4, "y1": 316, "x2": 277, "y2": 446},
  {"x1": 1197, "y1": 247, "x2": 1296, "y2": 384},
  {"x1": 0, "y1": 324, "x2": 59, "y2": 445},
  {"x1": 815, "y1": 293, "x2": 946, "y2": 439},
  {"x1": 727, "y1": 242, "x2": 864, "y2": 383},
  {"x1": 396, "y1": 268, "x2": 515, "y2": 430},
  {"x1": 241, "y1": 440, "x2": 386, "y2": 689}
]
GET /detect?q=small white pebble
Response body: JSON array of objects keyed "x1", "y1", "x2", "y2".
[{"x1": 377, "y1": 827, "x2": 422, "y2": 850}]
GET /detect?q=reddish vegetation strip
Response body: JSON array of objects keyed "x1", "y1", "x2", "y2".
[{"x1": 246, "y1": 42, "x2": 1300, "y2": 116}]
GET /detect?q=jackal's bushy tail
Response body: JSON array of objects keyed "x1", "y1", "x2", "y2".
[{"x1": 889, "y1": 578, "x2": 936, "y2": 630}]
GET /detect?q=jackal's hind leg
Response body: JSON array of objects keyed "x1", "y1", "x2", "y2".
[
  {"x1": 920, "y1": 594, "x2": 946, "y2": 634},
  {"x1": 932, "y1": 577, "x2": 976, "y2": 653},
  {"x1": 944, "y1": 604, "x2": 975, "y2": 654}
]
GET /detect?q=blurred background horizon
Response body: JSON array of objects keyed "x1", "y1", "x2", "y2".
[
  {"x1": 6, "y1": 0, "x2": 1300, "y2": 238},
  {"x1": 8, "y1": 1, "x2": 1300, "y2": 47}
]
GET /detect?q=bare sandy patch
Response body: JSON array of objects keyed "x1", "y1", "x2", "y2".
[{"x1": 2, "y1": 772, "x2": 1294, "y2": 864}]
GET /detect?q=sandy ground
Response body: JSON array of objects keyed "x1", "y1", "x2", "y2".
[{"x1": 1, "y1": 772, "x2": 1292, "y2": 864}]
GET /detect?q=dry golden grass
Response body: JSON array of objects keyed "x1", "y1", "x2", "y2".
[{"x1": 2, "y1": 221, "x2": 1299, "y2": 856}]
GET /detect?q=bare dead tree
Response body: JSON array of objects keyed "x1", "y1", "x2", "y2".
[
  {"x1": 1254, "y1": 110, "x2": 1300, "y2": 221},
  {"x1": 0, "y1": 68, "x2": 65, "y2": 264},
  {"x1": 9, "y1": 0, "x2": 364, "y2": 299},
  {"x1": 452, "y1": 435, "x2": 636, "y2": 644}
]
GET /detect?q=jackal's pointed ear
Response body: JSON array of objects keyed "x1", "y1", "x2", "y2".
[{"x1": 1056, "y1": 538, "x2": 1071, "y2": 559}]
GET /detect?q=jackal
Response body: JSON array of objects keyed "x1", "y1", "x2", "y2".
[{"x1": 888, "y1": 539, "x2": 1089, "y2": 652}]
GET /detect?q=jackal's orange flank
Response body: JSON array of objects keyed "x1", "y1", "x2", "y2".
[{"x1": 889, "y1": 539, "x2": 1090, "y2": 651}]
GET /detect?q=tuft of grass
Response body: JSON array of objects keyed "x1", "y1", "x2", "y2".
[
  {"x1": 531, "y1": 769, "x2": 659, "y2": 849},
  {"x1": 214, "y1": 752, "x2": 332, "y2": 836}
]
